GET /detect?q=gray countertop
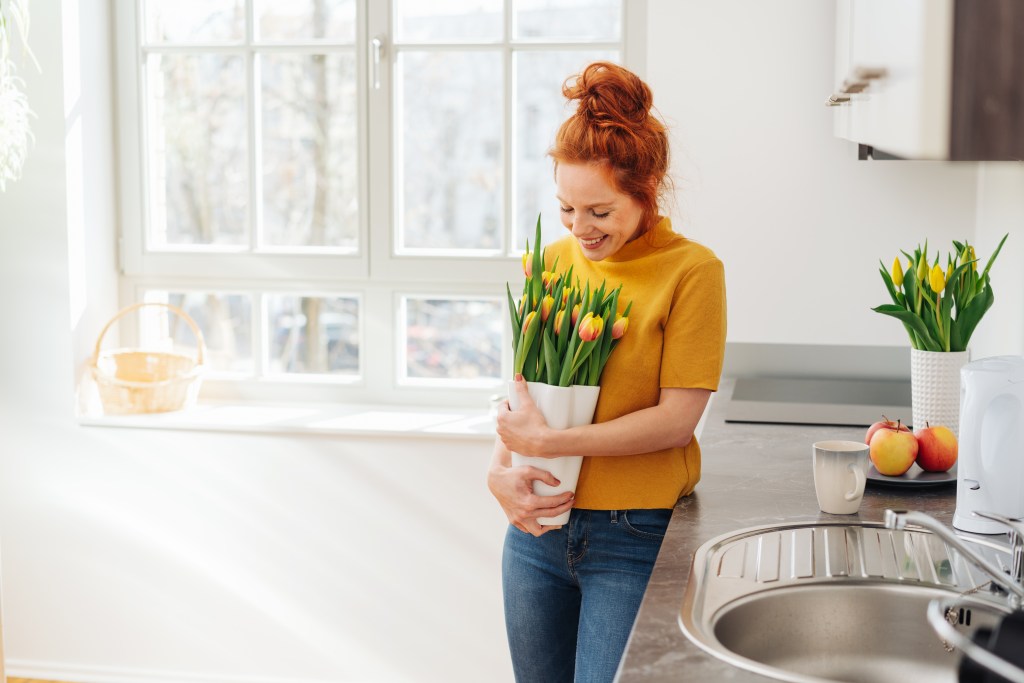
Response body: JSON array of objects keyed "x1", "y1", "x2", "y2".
[{"x1": 616, "y1": 379, "x2": 963, "y2": 682}]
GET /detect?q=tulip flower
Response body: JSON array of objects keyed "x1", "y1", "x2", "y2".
[
  {"x1": 522, "y1": 252, "x2": 532, "y2": 277},
  {"x1": 540, "y1": 295, "x2": 555, "y2": 322},
  {"x1": 571, "y1": 303, "x2": 580, "y2": 326},
  {"x1": 891, "y1": 258, "x2": 904, "y2": 288},
  {"x1": 561, "y1": 287, "x2": 573, "y2": 305},
  {"x1": 612, "y1": 315, "x2": 629, "y2": 340},
  {"x1": 521, "y1": 310, "x2": 537, "y2": 333},
  {"x1": 875, "y1": 235, "x2": 1009, "y2": 354},
  {"x1": 578, "y1": 312, "x2": 604, "y2": 342},
  {"x1": 554, "y1": 309, "x2": 566, "y2": 334},
  {"x1": 929, "y1": 264, "x2": 946, "y2": 293},
  {"x1": 518, "y1": 294, "x2": 526, "y2": 317},
  {"x1": 916, "y1": 255, "x2": 928, "y2": 283}
]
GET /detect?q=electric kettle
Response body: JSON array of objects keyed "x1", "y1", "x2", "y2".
[{"x1": 953, "y1": 356, "x2": 1024, "y2": 534}]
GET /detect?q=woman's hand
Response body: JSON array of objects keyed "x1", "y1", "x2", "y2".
[
  {"x1": 487, "y1": 460, "x2": 574, "y2": 536},
  {"x1": 495, "y1": 376, "x2": 553, "y2": 458}
]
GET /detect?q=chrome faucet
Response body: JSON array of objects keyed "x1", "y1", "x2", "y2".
[
  {"x1": 885, "y1": 509, "x2": 1024, "y2": 683},
  {"x1": 883, "y1": 509, "x2": 1024, "y2": 605}
]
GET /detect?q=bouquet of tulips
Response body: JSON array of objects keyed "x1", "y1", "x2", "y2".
[
  {"x1": 873, "y1": 234, "x2": 1008, "y2": 352},
  {"x1": 507, "y1": 217, "x2": 631, "y2": 386}
]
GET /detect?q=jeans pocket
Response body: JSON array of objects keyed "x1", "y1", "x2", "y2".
[{"x1": 620, "y1": 509, "x2": 672, "y2": 542}]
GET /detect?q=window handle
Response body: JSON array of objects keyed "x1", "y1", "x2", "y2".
[{"x1": 371, "y1": 36, "x2": 384, "y2": 90}]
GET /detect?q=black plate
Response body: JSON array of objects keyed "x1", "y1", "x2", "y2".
[{"x1": 866, "y1": 462, "x2": 957, "y2": 488}]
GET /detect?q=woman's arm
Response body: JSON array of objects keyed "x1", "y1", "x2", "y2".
[
  {"x1": 495, "y1": 377, "x2": 711, "y2": 459},
  {"x1": 487, "y1": 437, "x2": 576, "y2": 536}
]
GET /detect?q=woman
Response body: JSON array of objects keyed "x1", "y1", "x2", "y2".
[{"x1": 489, "y1": 61, "x2": 727, "y2": 683}]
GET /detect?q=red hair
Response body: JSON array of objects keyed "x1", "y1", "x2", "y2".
[{"x1": 550, "y1": 62, "x2": 670, "y2": 236}]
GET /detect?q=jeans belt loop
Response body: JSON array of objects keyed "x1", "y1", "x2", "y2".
[{"x1": 610, "y1": 510, "x2": 618, "y2": 524}]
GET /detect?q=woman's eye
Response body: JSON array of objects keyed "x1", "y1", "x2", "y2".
[
  {"x1": 559, "y1": 206, "x2": 573, "y2": 214},
  {"x1": 592, "y1": 211, "x2": 610, "y2": 219}
]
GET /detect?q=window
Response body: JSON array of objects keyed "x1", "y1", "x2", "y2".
[{"x1": 115, "y1": 0, "x2": 643, "y2": 407}]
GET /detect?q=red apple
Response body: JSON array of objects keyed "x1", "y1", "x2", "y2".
[
  {"x1": 869, "y1": 425, "x2": 919, "y2": 476},
  {"x1": 915, "y1": 424, "x2": 958, "y2": 473},
  {"x1": 865, "y1": 415, "x2": 911, "y2": 445}
]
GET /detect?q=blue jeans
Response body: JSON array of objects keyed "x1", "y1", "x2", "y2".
[{"x1": 501, "y1": 508, "x2": 672, "y2": 683}]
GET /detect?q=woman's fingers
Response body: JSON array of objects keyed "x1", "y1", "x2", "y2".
[{"x1": 525, "y1": 466, "x2": 560, "y2": 489}]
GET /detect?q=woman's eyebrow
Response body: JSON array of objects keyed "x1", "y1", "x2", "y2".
[{"x1": 556, "y1": 196, "x2": 616, "y2": 208}]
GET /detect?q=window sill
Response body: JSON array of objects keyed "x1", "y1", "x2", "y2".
[{"x1": 77, "y1": 400, "x2": 497, "y2": 441}]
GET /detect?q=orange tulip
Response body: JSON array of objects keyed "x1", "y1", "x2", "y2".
[
  {"x1": 571, "y1": 304, "x2": 581, "y2": 326},
  {"x1": 540, "y1": 295, "x2": 555, "y2": 322},
  {"x1": 522, "y1": 252, "x2": 532, "y2": 277},
  {"x1": 612, "y1": 315, "x2": 629, "y2": 340},
  {"x1": 521, "y1": 310, "x2": 537, "y2": 333},
  {"x1": 578, "y1": 313, "x2": 604, "y2": 342}
]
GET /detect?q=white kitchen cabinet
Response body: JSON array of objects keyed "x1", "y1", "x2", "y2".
[{"x1": 832, "y1": 0, "x2": 1024, "y2": 160}]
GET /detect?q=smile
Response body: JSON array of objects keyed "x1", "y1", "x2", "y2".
[{"x1": 579, "y1": 235, "x2": 607, "y2": 248}]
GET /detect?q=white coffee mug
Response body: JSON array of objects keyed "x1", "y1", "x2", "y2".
[{"x1": 812, "y1": 440, "x2": 869, "y2": 514}]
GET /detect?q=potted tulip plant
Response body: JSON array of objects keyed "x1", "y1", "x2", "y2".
[
  {"x1": 873, "y1": 234, "x2": 1008, "y2": 435},
  {"x1": 505, "y1": 216, "x2": 631, "y2": 524}
]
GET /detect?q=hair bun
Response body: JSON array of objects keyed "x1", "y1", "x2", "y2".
[{"x1": 563, "y1": 61, "x2": 653, "y2": 128}]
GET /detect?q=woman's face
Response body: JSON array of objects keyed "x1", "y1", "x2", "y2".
[{"x1": 555, "y1": 161, "x2": 644, "y2": 261}]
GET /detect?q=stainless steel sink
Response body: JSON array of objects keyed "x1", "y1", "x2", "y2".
[{"x1": 679, "y1": 522, "x2": 1015, "y2": 683}]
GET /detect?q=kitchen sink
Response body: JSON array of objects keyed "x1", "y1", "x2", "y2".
[{"x1": 679, "y1": 522, "x2": 1015, "y2": 683}]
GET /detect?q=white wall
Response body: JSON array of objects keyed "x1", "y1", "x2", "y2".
[
  {"x1": 646, "y1": 0, "x2": 985, "y2": 348},
  {"x1": 970, "y1": 163, "x2": 1024, "y2": 360},
  {"x1": 2, "y1": 3, "x2": 1023, "y2": 683}
]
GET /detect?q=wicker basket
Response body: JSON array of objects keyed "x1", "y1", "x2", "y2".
[{"x1": 90, "y1": 302, "x2": 207, "y2": 415}]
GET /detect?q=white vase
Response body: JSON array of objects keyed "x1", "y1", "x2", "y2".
[
  {"x1": 508, "y1": 381, "x2": 601, "y2": 526},
  {"x1": 910, "y1": 348, "x2": 970, "y2": 437}
]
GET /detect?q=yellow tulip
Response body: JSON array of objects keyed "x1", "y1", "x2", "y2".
[
  {"x1": 554, "y1": 309, "x2": 566, "y2": 334},
  {"x1": 522, "y1": 252, "x2": 532, "y2": 277},
  {"x1": 929, "y1": 264, "x2": 946, "y2": 293},
  {"x1": 969, "y1": 245, "x2": 977, "y2": 271},
  {"x1": 540, "y1": 295, "x2": 555, "y2": 322},
  {"x1": 945, "y1": 262, "x2": 954, "y2": 283},
  {"x1": 891, "y1": 257, "x2": 904, "y2": 288},
  {"x1": 916, "y1": 256, "x2": 928, "y2": 283},
  {"x1": 571, "y1": 303, "x2": 581, "y2": 326}
]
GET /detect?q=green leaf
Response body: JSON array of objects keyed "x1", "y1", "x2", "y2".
[
  {"x1": 506, "y1": 283, "x2": 521, "y2": 352},
  {"x1": 872, "y1": 305, "x2": 941, "y2": 351},
  {"x1": 979, "y1": 232, "x2": 1009, "y2": 284},
  {"x1": 542, "y1": 332, "x2": 560, "y2": 385},
  {"x1": 955, "y1": 277, "x2": 995, "y2": 350}
]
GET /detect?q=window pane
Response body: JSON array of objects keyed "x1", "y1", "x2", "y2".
[
  {"x1": 396, "y1": 51, "x2": 502, "y2": 252},
  {"x1": 144, "y1": 0, "x2": 244, "y2": 43},
  {"x1": 260, "y1": 53, "x2": 358, "y2": 249},
  {"x1": 255, "y1": 0, "x2": 356, "y2": 42},
  {"x1": 146, "y1": 54, "x2": 249, "y2": 247},
  {"x1": 144, "y1": 291, "x2": 254, "y2": 374},
  {"x1": 513, "y1": 50, "x2": 617, "y2": 251},
  {"x1": 403, "y1": 298, "x2": 502, "y2": 381},
  {"x1": 267, "y1": 296, "x2": 359, "y2": 376},
  {"x1": 513, "y1": 0, "x2": 622, "y2": 41},
  {"x1": 394, "y1": 0, "x2": 503, "y2": 43}
]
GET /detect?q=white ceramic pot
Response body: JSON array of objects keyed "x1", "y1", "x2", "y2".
[
  {"x1": 508, "y1": 381, "x2": 600, "y2": 526},
  {"x1": 910, "y1": 348, "x2": 970, "y2": 436}
]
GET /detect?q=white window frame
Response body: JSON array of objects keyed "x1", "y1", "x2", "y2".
[{"x1": 113, "y1": 0, "x2": 647, "y2": 408}]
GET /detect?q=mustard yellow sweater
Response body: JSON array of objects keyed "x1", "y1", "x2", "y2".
[{"x1": 544, "y1": 217, "x2": 727, "y2": 509}]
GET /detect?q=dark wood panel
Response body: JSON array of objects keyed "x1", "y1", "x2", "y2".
[{"x1": 950, "y1": 0, "x2": 1024, "y2": 160}]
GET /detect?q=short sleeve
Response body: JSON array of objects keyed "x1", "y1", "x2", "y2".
[{"x1": 660, "y1": 257, "x2": 727, "y2": 391}]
